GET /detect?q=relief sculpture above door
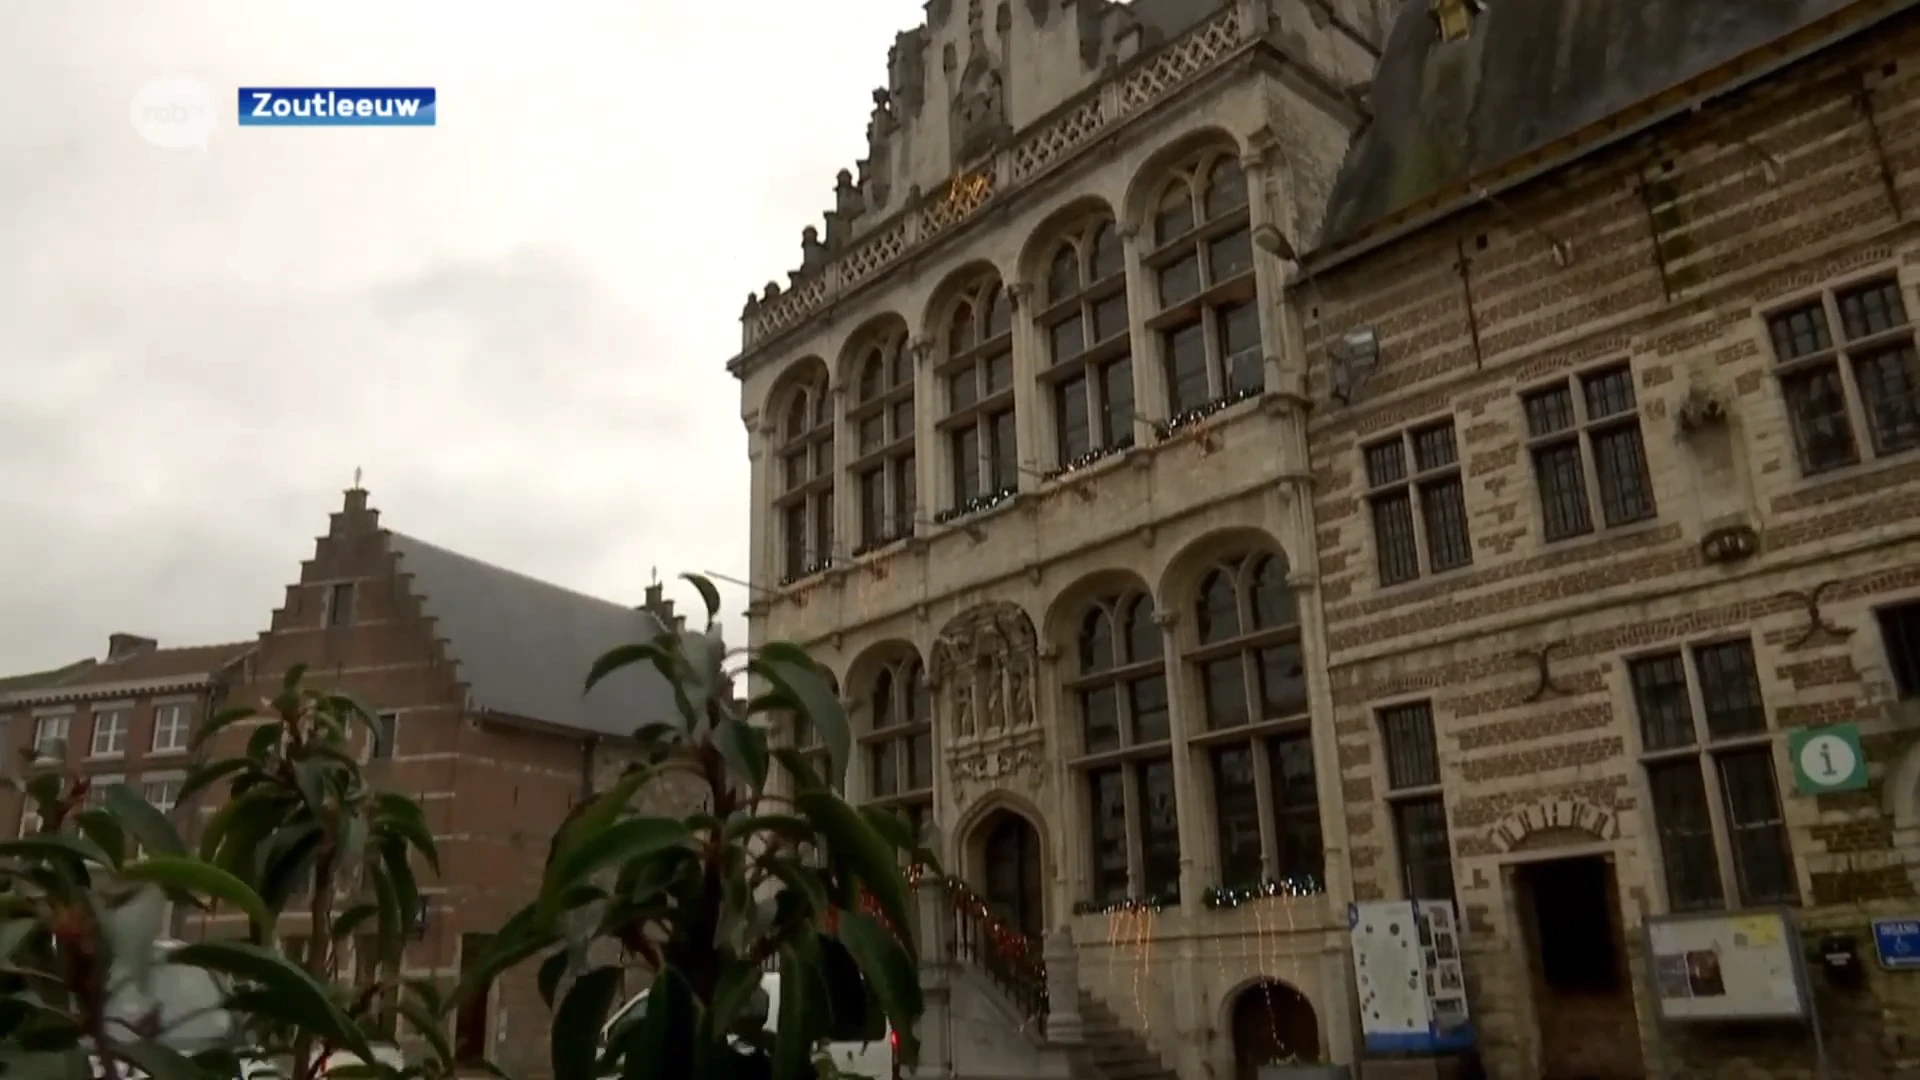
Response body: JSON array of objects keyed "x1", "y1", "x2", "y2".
[{"x1": 930, "y1": 601, "x2": 1047, "y2": 817}]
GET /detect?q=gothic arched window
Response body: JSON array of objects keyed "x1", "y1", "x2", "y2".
[
  {"x1": 848, "y1": 327, "x2": 917, "y2": 553},
  {"x1": 1066, "y1": 591, "x2": 1174, "y2": 905},
  {"x1": 1039, "y1": 214, "x2": 1134, "y2": 470},
  {"x1": 1187, "y1": 553, "x2": 1321, "y2": 890},
  {"x1": 1147, "y1": 148, "x2": 1261, "y2": 426},
  {"x1": 938, "y1": 274, "x2": 1017, "y2": 516},
  {"x1": 773, "y1": 362, "x2": 835, "y2": 583}
]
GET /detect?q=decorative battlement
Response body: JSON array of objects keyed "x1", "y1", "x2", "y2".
[{"x1": 735, "y1": 1, "x2": 1252, "y2": 364}]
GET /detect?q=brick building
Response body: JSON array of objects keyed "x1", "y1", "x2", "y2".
[
  {"x1": 0, "y1": 487, "x2": 705, "y2": 1077},
  {"x1": 1305, "y1": 0, "x2": 1920, "y2": 1076},
  {"x1": 727, "y1": 0, "x2": 1920, "y2": 1077},
  {"x1": 0, "y1": 636, "x2": 253, "y2": 834},
  {"x1": 190, "y1": 485, "x2": 714, "y2": 1076}
]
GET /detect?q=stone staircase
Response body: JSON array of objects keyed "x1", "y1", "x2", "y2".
[{"x1": 1072, "y1": 991, "x2": 1178, "y2": 1080}]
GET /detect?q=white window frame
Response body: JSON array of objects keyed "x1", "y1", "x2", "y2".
[
  {"x1": 152, "y1": 702, "x2": 193, "y2": 754},
  {"x1": 89, "y1": 709, "x2": 131, "y2": 758},
  {"x1": 33, "y1": 714, "x2": 72, "y2": 762},
  {"x1": 86, "y1": 773, "x2": 126, "y2": 810},
  {"x1": 144, "y1": 771, "x2": 186, "y2": 816}
]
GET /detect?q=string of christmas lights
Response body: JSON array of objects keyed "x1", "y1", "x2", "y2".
[
  {"x1": 1200, "y1": 874, "x2": 1325, "y2": 910},
  {"x1": 1040, "y1": 437, "x2": 1134, "y2": 483},
  {"x1": 1151, "y1": 385, "x2": 1262, "y2": 441},
  {"x1": 1070, "y1": 892, "x2": 1177, "y2": 916},
  {"x1": 933, "y1": 485, "x2": 1018, "y2": 525}
]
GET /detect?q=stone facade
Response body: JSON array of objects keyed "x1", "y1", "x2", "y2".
[
  {"x1": 734, "y1": 0, "x2": 1920, "y2": 1078},
  {"x1": 1303, "y1": 7, "x2": 1920, "y2": 1078},
  {"x1": 733, "y1": 3, "x2": 1383, "y2": 1077}
]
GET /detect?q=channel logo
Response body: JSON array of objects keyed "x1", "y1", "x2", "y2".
[{"x1": 238, "y1": 87, "x2": 436, "y2": 127}]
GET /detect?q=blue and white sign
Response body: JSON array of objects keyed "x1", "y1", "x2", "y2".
[{"x1": 1872, "y1": 918, "x2": 1920, "y2": 970}]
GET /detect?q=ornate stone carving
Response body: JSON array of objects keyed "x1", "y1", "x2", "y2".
[
  {"x1": 951, "y1": 0, "x2": 1009, "y2": 166},
  {"x1": 1025, "y1": 0, "x2": 1048, "y2": 26},
  {"x1": 929, "y1": 601, "x2": 1039, "y2": 736},
  {"x1": 932, "y1": 602, "x2": 1047, "y2": 816},
  {"x1": 889, "y1": 29, "x2": 928, "y2": 117}
]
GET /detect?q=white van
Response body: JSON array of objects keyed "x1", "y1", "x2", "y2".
[{"x1": 600, "y1": 970, "x2": 895, "y2": 1080}]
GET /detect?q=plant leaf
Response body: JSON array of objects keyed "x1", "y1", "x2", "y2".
[
  {"x1": 105, "y1": 783, "x2": 188, "y2": 859},
  {"x1": 711, "y1": 716, "x2": 769, "y2": 794},
  {"x1": 374, "y1": 792, "x2": 439, "y2": 873},
  {"x1": 169, "y1": 940, "x2": 374, "y2": 1063},
  {"x1": 0, "y1": 834, "x2": 112, "y2": 866},
  {"x1": 794, "y1": 791, "x2": 913, "y2": 949},
  {"x1": 551, "y1": 965, "x2": 623, "y2": 1080},
  {"x1": 536, "y1": 949, "x2": 572, "y2": 1009},
  {"x1": 584, "y1": 642, "x2": 672, "y2": 697},
  {"x1": 752, "y1": 653, "x2": 848, "y2": 789},
  {"x1": 173, "y1": 758, "x2": 252, "y2": 810},
  {"x1": 541, "y1": 818, "x2": 691, "y2": 926},
  {"x1": 116, "y1": 1038, "x2": 219, "y2": 1080},
  {"x1": 836, "y1": 910, "x2": 923, "y2": 1057},
  {"x1": 119, "y1": 856, "x2": 274, "y2": 937},
  {"x1": 75, "y1": 808, "x2": 128, "y2": 868},
  {"x1": 189, "y1": 705, "x2": 256, "y2": 754},
  {"x1": 681, "y1": 572, "x2": 723, "y2": 623}
]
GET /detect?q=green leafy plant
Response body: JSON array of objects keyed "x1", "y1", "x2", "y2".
[
  {"x1": 185, "y1": 666, "x2": 453, "y2": 1080},
  {"x1": 457, "y1": 575, "x2": 928, "y2": 1080},
  {"x1": 0, "y1": 668, "x2": 475, "y2": 1080}
]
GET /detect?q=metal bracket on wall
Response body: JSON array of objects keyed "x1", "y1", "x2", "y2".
[
  {"x1": 1519, "y1": 640, "x2": 1573, "y2": 703},
  {"x1": 1786, "y1": 579, "x2": 1856, "y2": 649}
]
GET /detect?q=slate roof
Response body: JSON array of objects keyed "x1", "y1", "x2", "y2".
[
  {"x1": 388, "y1": 533, "x2": 677, "y2": 738},
  {"x1": 1319, "y1": 0, "x2": 1863, "y2": 248},
  {"x1": 1130, "y1": 0, "x2": 1221, "y2": 40},
  {"x1": 0, "y1": 646, "x2": 252, "y2": 704}
]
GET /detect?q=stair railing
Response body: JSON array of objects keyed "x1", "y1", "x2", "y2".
[{"x1": 936, "y1": 876, "x2": 1049, "y2": 1030}]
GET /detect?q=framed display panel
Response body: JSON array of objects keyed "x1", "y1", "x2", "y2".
[
  {"x1": 1348, "y1": 899, "x2": 1475, "y2": 1054},
  {"x1": 1644, "y1": 908, "x2": 1811, "y2": 1023}
]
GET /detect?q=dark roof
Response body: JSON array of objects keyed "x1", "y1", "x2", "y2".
[
  {"x1": 1318, "y1": 0, "x2": 1859, "y2": 247},
  {"x1": 1129, "y1": 0, "x2": 1221, "y2": 39},
  {"x1": 0, "y1": 645, "x2": 252, "y2": 704},
  {"x1": 389, "y1": 533, "x2": 676, "y2": 738}
]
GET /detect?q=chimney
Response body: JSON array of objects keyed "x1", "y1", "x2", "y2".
[
  {"x1": 107, "y1": 633, "x2": 158, "y2": 662},
  {"x1": 641, "y1": 582, "x2": 677, "y2": 629}
]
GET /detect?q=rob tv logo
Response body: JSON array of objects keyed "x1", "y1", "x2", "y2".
[{"x1": 239, "y1": 87, "x2": 436, "y2": 126}]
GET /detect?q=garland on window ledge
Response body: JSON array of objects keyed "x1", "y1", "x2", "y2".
[
  {"x1": 777, "y1": 557, "x2": 835, "y2": 587},
  {"x1": 933, "y1": 484, "x2": 1018, "y2": 525},
  {"x1": 1070, "y1": 891, "x2": 1177, "y2": 916},
  {"x1": 1040, "y1": 437, "x2": 1134, "y2": 483},
  {"x1": 849, "y1": 531, "x2": 911, "y2": 559},
  {"x1": 1201, "y1": 874, "x2": 1326, "y2": 910},
  {"x1": 1151, "y1": 385, "x2": 1262, "y2": 442}
]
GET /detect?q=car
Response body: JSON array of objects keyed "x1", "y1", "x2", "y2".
[{"x1": 598, "y1": 970, "x2": 894, "y2": 1080}]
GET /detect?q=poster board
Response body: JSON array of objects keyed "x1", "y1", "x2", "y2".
[
  {"x1": 1348, "y1": 899, "x2": 1475, "y2": 1053},
  {"x1": 1644, "y1": 908, "x2": 1809, "y2": 1023}
]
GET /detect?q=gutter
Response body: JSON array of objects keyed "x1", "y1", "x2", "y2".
[{"x1": 1300, "y1": 0, "x2": 1916, "y2": 278}]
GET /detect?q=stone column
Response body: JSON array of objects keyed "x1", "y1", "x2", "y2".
[
  {"x1": 1154, "y1": 610, "x2": 1203, "y2": 915},
  {"x1": 1037, "y1": 644, "x2": 1078, "y2": 924},
  {"x1": 1118, "y1": 225, "x2": 1163, "y2": 446},
  {"x1": 830, "y1": 382, "x2": 853, "y2": 566},
  {"x1": 1007, "y1": 280, "x2": 1044, "y2": 491},
  {"x1": 909, "y1": 878, "x2": 955, "y2": 1080},
  {"x1": 1041, "y1": 926, "x2": 1084, "y2": 1043},
  {"x1": 910, "y1": 336, "x2": 940, "y2": 532},
  {"x1": 1241, "y1": 134, "x2": 1294, "y2": 397},
  {"x1": 746, "y1": 417, "x2": 774, "y2": 592}
]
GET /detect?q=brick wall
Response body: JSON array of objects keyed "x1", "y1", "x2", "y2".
[
  {"x1": 183, "y1": 494, "x2": 705, "y2": 1078},
  {"x1": 1304, "y1": 15, "x2": 1920, "y2": 1080}
]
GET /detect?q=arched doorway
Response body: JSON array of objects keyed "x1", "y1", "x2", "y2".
[
  {"x1": 979, "y1": 809, "x2": 1044, "y2": 939},
  {"x1": 1229, "y1": 980, "x2": 1319, "y2": 1080}
]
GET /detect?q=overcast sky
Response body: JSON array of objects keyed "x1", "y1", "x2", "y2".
[{"x1": 0, "y1": 1, "x2": 923, "y2": 671}]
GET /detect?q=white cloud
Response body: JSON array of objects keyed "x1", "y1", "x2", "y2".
[{"x1": 0, "y1": 0, "x2": 924, "y2": 668}]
